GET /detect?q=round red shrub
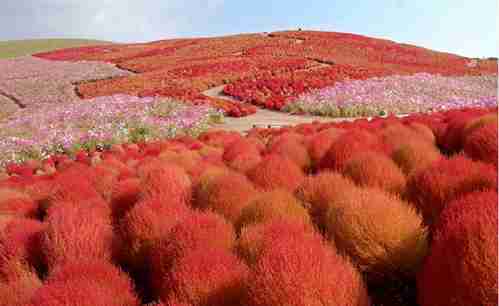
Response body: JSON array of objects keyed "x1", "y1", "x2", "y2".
[
  {"x1": 0, "y1": 218, "x2": 45, "y2": 271},
  {"x1": 307, "y1": 127, "x2": 345, "y2": 166},
  {"x1": 237, "y1": 220, "x2": 318, "y2": 265},
  {"x1": 407, "y1": 155, "x2": 498, "y2": 224},
  {"x1": 0, "y1": 265, "x2": 41, "y2": 306},
  {"x1": 318, "y1": 130, "x2": 382, "y2": 172},
  {"x1": 247, "y1": 154, "x2": 305, "y2": 192},
  {"x1": 46, "y1": 259, "x2": 138, "y2": 305},
  {"x1": 194, "y1": 171, "x2": 257, "y2": 223},
  {"x1": 139, "y1": 162, "x2": 192, "y2": 204},
  {"x1": 408, "y1": 122, "x2": 436, "y2": 144},
  {"x1": 236, "y1": 189, "x2": 311, "y2": 231},
  {"x1": 267, "y1": 138, "x2": 311, "y2": 170},
  {"x1": 119, "y1": 197, "x2": 190, "y2": 268},
  {"x1": 149, "y1": 211, "x2": 236, "y2": 294},
  {"x1": 157, "y1": 247, "x2": 249, "y2": 306},
  {"x1": 391, "y1": 138, "x2": 443, "y2": 175},
  {"x1": 27, "y1": 277, "x2": 139, "y2": 306},
  {"x1": 110, "y1": 177, "x2": 142, "y2": 220},
  {"x1": 295, "y1": 171, "x2": 357, "y2": 225},
  {"x1": 223, "y1": 138, "x2": 261, "y2": 162},
  {"x1": 325, "y1": 187, "x2": 428, "y2": 281},
  {"x1": 0, "y1": 188, "x2": 39, "y2": 218},
  {"x1": 41, "y1": 205, "x2": 115, "y2": 270},
  {"x1": 244, "y1": 232, "x2": 370, "y2": 306},
  {"x1": 226, "y1": 151, "x2": 262, "y2": 174},
  {"x1": 343, "y1": 151, "x2": 407, "y2": 195},
  {"x1": 463, "y1": 122, "x2": 498, "y2": 165},
  {"x1": 417, "y1": 191, "x2": 498, "y2": 306}
]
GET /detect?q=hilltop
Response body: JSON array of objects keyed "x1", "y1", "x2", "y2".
[
  {"x1": 0, "y1": 39, "x2": 113, "y2": 59},
  {"x1": 33, "y1": 30, "x2": 497, "y2": 116}
]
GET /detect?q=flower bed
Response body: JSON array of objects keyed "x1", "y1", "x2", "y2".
[
  {"x1": 284, "y1": 73, "x2": 498, "y2": 117},
  {"x1": 0, "y1": 56, "x2": 131, "y2": 108},
  {"x1": 0, "y1": 107, "x2": 496, "y2": 306},
  {"x1": 0, "y1": 95, "x2": 222, "y2": 166}
]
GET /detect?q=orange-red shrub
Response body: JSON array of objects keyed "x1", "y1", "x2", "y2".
[
  {"x1": 267, "y1": 138, "x2": 311, "y2": 170},
  {"x1": 41, "y1": 205, "x2": 115, "y2": 270},
  {"x1": 157, "y1": 247, "x2": 249, "y2": 305},
  {"x1": 119, "y1": 197, "x2": 190, "y2": 268},
  {"x1": 407, "y1": 155, "x2": 498, "y2": 224},
  {"x1": 0, "y1": 189, "x2": 39, "y2": 218},
  {"x1": 318, "y1": 130, "x2": 382, "y2": 172},
  {"x1": 391, "y1": 138, "x2": 442, "y2": 175},
  {"x1": 138, "y1": 163, "x2": 192, "y2": 204},
  {"x1": 194, "y1": 171, "x2": 257, "y2": 223},
  {"x1": 236, "y1": 189, "x2": 311, "y2": 231},
  {"x1": 343, "y1": 151, "x2": 407, "y2": 195},
  {"x1": 109, "y1": 177, "x2": 142, "y2": 220},
  {"x1": 307, "y1": 128, "x2": 345, "y2": 167},
  {"x1": 244, "y1": 232, "x2": 370, "y2": 306},
  {"x1": 0, "y1": 263, "x2": 41, "y2": 306},
  {"x1": 417, "y1": 191, "x2": 498, "y2": 306},
  {"x1": 463, "y1": 122, "x2": 498, "y2": 166},
  {"x1": 295, "y1": 171, "x2": 357, "y2": 226},
  {"x1": 247, "y1": 154, "x2": 305, "y2": 192},
  {"x1": 325, "y1": 187, "x2": 428, "y2": 281}
]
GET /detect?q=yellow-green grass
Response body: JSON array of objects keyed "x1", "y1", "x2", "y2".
[{"x1": 0, "y1": 39, "x2": 114, "y2": 59}]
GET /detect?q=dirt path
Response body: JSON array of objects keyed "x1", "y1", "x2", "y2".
[{"x1": 202, "y1": 85, "x2": 356, "y2": 133}]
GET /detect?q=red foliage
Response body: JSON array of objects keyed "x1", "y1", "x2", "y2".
[
  {"x1": 41, "y1": 205, "x2": 115, "y2": 270},
  {"x1": 157, "y1": 247, "x2": 249, "y2": 305},
  {"x1": 109, "y1": 177, "x2": 142, "y2": 220},
  {"x1": 463, "y1": 122, "x2": 498, "y2": 166},
  {"x1": 193, "y1": 171, "x2": 257, "y2": 223},
  {"x1": 417, "y1": 191, "x2": 498, "y2": 306},
  {"x1": 247, "y1": 154, "x2": 305, "y2": 192},
  {"x1": 266, "y1": 138, "x2": 311, "y2": 170},
  {"x1": 407, "y1": 155, "x2": 498, "y2": 224},
  {"x1": 119, "y1": 197, "x2": 190, "y2": 268},
  {"x1": 318, "y1": 130, "x2": 383, "y2": 172},
  {"x1": 138, "y1": 162, "x2": 192, "y2": 204},
  {"x1": 0, "y1": 188, "x2": 38, "y2": 218},
  {"x1": 244, "y1": 231, "x2": 370, "y2": 306},
  {"x1": 0, "y1": 218, "x2": 45, "y2": 272},
  {"x1": 342, "y1": 151, "x2": 407, "y2": 195},
  {"x1": 149, "y1": 211, "x2": 236, "y2": 295},
  {"x1": 0, "y1": 264, "x2": 41, "y2": 306},
  {"x1": 307, "y1": 127, "x2": 346, "y2": 166}
]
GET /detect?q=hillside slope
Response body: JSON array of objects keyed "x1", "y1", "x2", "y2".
[
  {"x1": 33, "y1": 30, "x2": 498, "y2": 116},
  {"x1": 0, "y1": 38, "x2": 112, "y2": 59}
]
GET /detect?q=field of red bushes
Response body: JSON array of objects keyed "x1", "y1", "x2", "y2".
[
  {"x1": 33, "y1": 30, "x2": 497, "y2": 116},
  {"x1": 0, "y1": 106, "x2": 497, "y2": 305}
]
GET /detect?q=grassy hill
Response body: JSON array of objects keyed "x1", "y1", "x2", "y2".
[{"x1": 0, "y1": 38, "x2": 113, "y2": 59}]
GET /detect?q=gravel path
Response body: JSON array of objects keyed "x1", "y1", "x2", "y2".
[{"x1": 203, "y1": 85, "x2": 357, "y2": 133}]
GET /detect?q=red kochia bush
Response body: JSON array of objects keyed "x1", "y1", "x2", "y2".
[
  {"x1": 44, "y1": 260, "x2": 139, "y2": 305},
  {"x1": 194, "y1": 171, "x2": 257, "y2": 223},
  {"x1": 157, "y1": 247, "x2": 249, "y2": 305},
  {"x1": 0, "y1": 264, "x2": 42, "y2": 306},
  {"x1": 236, "y1": 189, "x2": 311, "y2": 231},
  {"x1": 0, "y1": 188, "x2": 39, "y2": 218},
  {"x1": 226, "y1": 151, "x2": 262, "y2": 174},
  {"x1": 247, "y1": 154, "x2": 305, "y2": 192},
  {"x1": 244, "y1": 232, "x2": 370, "y2": 306},
  {"x1": 463, "y1": 122, "x2": 498, "y2": 166},
  {"x1": 41, "y1": 205, "x2": 115, "y2": 270},
  {"x1": 27, "y1": 278, "x2": 139, "y2": 306},
  {"x1": 0, "y1": 218, "x2": 45, "y2": 271},
  {"x1": 343, "y1": 151, "x2": 407, "y2": 195},
  {"x1": 237, "y1": 220, "x2": 318, "y2": 265},
  {"x1": 109, "y1": 177, "x2": 142, "y2": 220},
  {"x1": 318, "y1": 130, "x2": 383, "y2": 172},
  {"x1": 149, "y1": 211, "x2": 236, "y2": 295},
  {"x1": 417, "y1": 191, "x2": 498, "y2": 306},
  {"x1": 295, "y1": 171, "x2": 358, "y2": 225},
  {"x1": 267, "y1": 138, "x2": 311, "y2": 170},
  {"x1": 306, "y1": 127, "x2": 346, "y2": 166},
  {"x1": 119, "y1": 197, "x2": 190, "y2": 268},
  {"x1": 138, "y1": 162, "x2": 192, "y2": 204},
  {"x1": 391, "y1": 138, "x2": 443, "y2": 175},
  {"x1": 325, "y1": 187, "x2": 428, "y2": 281},
  {"x1": 407, "y1": 155, "x2": 498, "y2": 224},
  {"x1": 222, "y1": 138, "x2": 261, "y2": 162}
]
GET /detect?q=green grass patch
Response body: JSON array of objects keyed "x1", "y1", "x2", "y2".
[{"x1": 0, "y1": 39, "x2": 113, "y2": 59}]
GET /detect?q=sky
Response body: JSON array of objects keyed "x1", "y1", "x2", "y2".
[{"x1": 1, "y1": 0, "x2": 497, "y2": 58}]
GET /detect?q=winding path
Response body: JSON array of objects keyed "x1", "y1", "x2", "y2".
[{"x1": 202, "y1": 85, "x2": 357, "y2": 133}]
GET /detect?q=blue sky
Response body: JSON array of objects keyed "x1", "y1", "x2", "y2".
[{"x1": 1, "y1": 0, "x2": 497, "y2": 57}]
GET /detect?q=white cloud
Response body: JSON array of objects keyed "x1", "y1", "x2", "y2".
[{"x1": 1, "y1": 0, "x2": 225, "y2": 42}]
